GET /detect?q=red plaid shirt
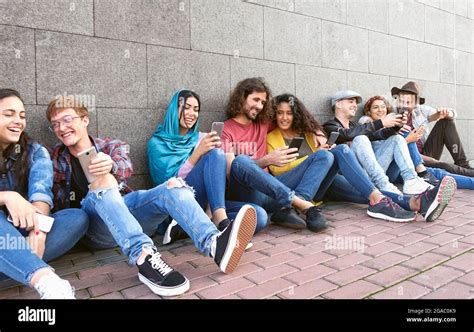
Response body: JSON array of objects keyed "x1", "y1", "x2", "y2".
[{"x1": 50, "y1": 136, "x2": 133, "y2": 211}]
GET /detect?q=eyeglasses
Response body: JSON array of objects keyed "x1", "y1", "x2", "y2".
[{"x1": 49, "y1": 115, "x2": 83, "y2": 131}]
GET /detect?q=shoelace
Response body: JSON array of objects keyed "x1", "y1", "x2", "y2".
[
  {"x1": 306, "y1": 206, "x2": 322, "y2": 218},
  {"x1": 148, "y1": 252, "x2": 173, "y2": 276},
  {"x1": 382, "y1": 197, "x2": 405, "y2": 212}
]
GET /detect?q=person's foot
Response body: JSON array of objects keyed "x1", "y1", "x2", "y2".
[
  {"x1": 379, "y1": 182, "x2": 403, "y2": 195},
  {"x1": 218, "y1": 218, "x2": 252, "y2": 250},
  {"x1": 420, "y1": 171, "x2": 440, "y2": 187},
  {"x1": 271, "y1": 207, "x2": 306, "y2": 229},
  {"x1": 213, "y1": 205, "x2": 256, "y2": 274},
  {"x1": 416, "y1": 176, "x2": 456, "y2": 222},
  {"x1": 162, "y1": 219, "x2": 189, "y2": 245},
  {"x1": 367, "y1": 197, "x2": 416, "y2": 223},
  {"x1": 403, "y1": 177, "x2": 433, "y2": 195},
  {"x1": 34, "y1": 274, "x2": 75, "y2": 299},
  {"x1": 304, "y1": 206, "x2": 329, "y2": 232},
  {"x1": 137, "y1": 248, "x2": 190, "y2": 297}
]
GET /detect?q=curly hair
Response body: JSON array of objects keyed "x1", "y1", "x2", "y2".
[
  {"x1": 225, "y1": 78, "x2": 273, "y2": 122},
  {"x1": 363, "y1": 96, "x2": 393, "y2": 116},
  {"x1": 273, "y1": 94, "x2": 325, "y2": 137}
]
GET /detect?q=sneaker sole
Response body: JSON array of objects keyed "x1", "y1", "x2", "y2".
[
  {"x1": 162, "y1": 219, "x2": 178, "y2": 245},
  {"x1": 138, "y1": 273, "x2": 190, "y2": 297},
  {"x1": 220, "y1": 205, "x2": 257, "y2": 274},
  {"x1": 424, "y1": 176, "x2": 457, "y2": 222},
  {"x1": 367, "y1": 210, "x2": 415, "y2": 223}
]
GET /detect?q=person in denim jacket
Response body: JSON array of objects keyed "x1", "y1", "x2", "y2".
[{"x1": 0, "y1": 89, "x2": 89, "y2": 299}]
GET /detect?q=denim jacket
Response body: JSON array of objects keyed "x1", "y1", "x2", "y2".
[{"x1": 0, "y1": 142, "x2": 54, "y2": 208}]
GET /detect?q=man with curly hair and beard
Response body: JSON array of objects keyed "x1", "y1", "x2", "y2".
[{"x1": 221, "y1": 77, "x2": 331, "y2": 233}]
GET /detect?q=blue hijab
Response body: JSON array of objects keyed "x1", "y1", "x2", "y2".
[{"x1": 147, "y1": 90, "x2": 200, "y2": 185}]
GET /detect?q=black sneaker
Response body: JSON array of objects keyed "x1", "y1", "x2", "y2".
[
  {"x1": 421, "y1": 171, "x2": 440, "y2": 187},
  {"x1": 271, "y1": 207, "x2": 306, "y2": 229},
  {"x1": 417, "y1": 176, "x2": 456, "y2": 222},
  {"x1": 217, "y1": 218, "x2": 231, "y2": 231},
  {"x1": 367, "y1": 197, "x2": 416, "y2": 223},
  {"x1": 137, "y1": 248, "x2": 190, "y2": 297},
  {"x1": 162, "y1": 219, "x2": 189, "y2": 245},
  {"x1": 213, "y1": 205, "x2": 256, "y2": 274},
  {"x1": 304, "y1": 206, "x2": 329, "y2": 232}
]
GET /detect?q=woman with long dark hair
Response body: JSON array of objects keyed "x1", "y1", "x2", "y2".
[{"x1": 0, "y1": 89, "x2": 89, "y2": 298}]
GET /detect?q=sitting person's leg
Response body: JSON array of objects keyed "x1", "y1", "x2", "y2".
[
  {"x1": 373, "y1": 135, "x2": 431, "y2": 194},
  {"x1": 124, "y1": 177, "x2": 256, "y2": 274},
  {"x1": 424, "y1": 159, "x2": 474, "y2": 177},
  {"x1": 42, "y1": 208, "x2": 89, "y2": 262},
  {"x1": 351, "y1": 135, "x2": 400, "y2": 194},
  {"x1": 423, "y1": 118, "x2": 470, "y2": 168},
  {"x1": 0, "y1": 213, "x2": 74, "y2": 299},
  {"x1": 427, "y1": 167, "x2": 474, "y2": 190},
  {"x1": 227, "y1": 155, "x2": 327, "y2": 232}
]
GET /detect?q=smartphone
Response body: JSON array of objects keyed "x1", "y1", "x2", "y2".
[
  {"x1": 288, "y1": 137, "x2": 304, "y2": 152},
  {"x1": 77, "y1": 146, "x2": 98, "y2": 183},
  {"x1": 211, "y1": 122, "x2": 224, "y2": 138},
  {"x1": 7, "y1": 214, "x2": 55, "y2": 233},
  {"x1": 327, "y1": 132, "x2": 340, "y2": 145}
]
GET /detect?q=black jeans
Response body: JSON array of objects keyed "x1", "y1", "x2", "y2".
[{"x1": 423, "y1": 119, "x2": 469, "y2": 168}]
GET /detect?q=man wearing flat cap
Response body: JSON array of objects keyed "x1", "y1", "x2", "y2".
[{"x1": 392, "y1": 81, "x2": 473, "y2": 174}]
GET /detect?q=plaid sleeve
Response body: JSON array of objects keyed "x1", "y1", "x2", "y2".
[{"x1": 99, "y1": 138, "x2": 134, "y2": 182}]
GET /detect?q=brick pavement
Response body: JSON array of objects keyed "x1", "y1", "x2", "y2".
[{"x1": 1, "y1": 189, "x2": 473, "y2": 300}]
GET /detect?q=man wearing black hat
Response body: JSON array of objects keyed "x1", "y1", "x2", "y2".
[{"x1": 392, "y1": 81, "x2": 473, "y2": 176}]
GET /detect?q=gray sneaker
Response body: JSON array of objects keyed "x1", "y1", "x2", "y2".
[{"x1": 367, "y1": 197, "x2": 416, "y2": 223}]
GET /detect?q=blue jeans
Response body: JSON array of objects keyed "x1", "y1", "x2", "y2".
[
  {"x1": 325, "y1": 175, "x2": 413, "y2": 210},
  {"x1": 315, "y1": 144, "x2": 376, "y2": 201},
  {"x1": 185, "y1": 149, "x2": 268, "y2": 232},
  {"x1": 353, "y1": 135, "x2": 416, "y2": 189},
  {"x1": 81, "y1": 181, "x2": 220, "y2": 261},
  {"x1": 227, "y1": 151, "x2": 333, "y2": 214},
  {"x1": 0, "y1": 208, "x2": 89, "y2": 285},
  {"x1": 427, "y1": 167, "x2": 474, "y2": 190}
]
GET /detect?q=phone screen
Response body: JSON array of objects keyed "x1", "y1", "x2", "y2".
[{"x1": 288, "y1": 137, "x2": 304, "y2": 151}]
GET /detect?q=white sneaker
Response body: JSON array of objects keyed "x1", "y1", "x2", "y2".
[
  {"x1": 403, "y1": 177, "x2": 433, "y2": 195},
  {"x1": 379, "y1": 182, "x2": 403, "y2": 195},
  {"x1": 34, "y1": 274, "x2": 75, "y2": 299}
]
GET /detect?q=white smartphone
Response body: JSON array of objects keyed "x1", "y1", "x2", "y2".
[
  {"x1": 7, "y1": 214, "x2": 55, "y2": 233},
  {"x1": 77, "y1": 146, "x2": 98, "y2": 183}
]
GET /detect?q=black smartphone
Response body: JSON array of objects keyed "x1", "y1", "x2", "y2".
[
  {"x1": 288, "y1": 137, "x2": 304, "y2": 151},
  {"x1": 327, "y1": 132, "x2": 340, "y2": 145}
]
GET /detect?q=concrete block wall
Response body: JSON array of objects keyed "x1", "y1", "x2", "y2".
[{"x1": 1, "y1": 0, "x2": 473, "y2": 189}]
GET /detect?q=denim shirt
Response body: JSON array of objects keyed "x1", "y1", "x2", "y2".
[{"x1": 0, "y1": 142, "x2": 54, "y2": 208}]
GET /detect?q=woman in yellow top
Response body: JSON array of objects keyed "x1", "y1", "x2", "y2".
[{"x1": 267, "y1": 94, "x2": 427, "y2": 223}]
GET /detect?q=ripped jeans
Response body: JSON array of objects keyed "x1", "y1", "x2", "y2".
[{"x1": 81, "y1": 178, "x2": 219, "y2": 263}]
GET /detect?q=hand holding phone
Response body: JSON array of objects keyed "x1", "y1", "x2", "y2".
[
  {"x1": 288, "y1": 137, "x2": 304, "y2": 152},
  {"x1": 77, "y1": 147, "x2": 99, "y2": 183},
  {"x1": 8, "y1": 214, "x2": 55, "y2": 233}
]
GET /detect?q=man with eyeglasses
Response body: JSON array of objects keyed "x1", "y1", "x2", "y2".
[{"x1": 45, "y1": 95, "x2": 256, "y2": 297}]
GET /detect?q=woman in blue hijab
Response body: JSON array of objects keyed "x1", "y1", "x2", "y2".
[{"x1": 148, "y1": 90, "x2": 267, "y2": 244}]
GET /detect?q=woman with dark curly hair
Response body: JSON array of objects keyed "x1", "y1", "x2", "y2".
[{"x1": 267, "y1": 93, "x2": 420, "y2": 223}]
